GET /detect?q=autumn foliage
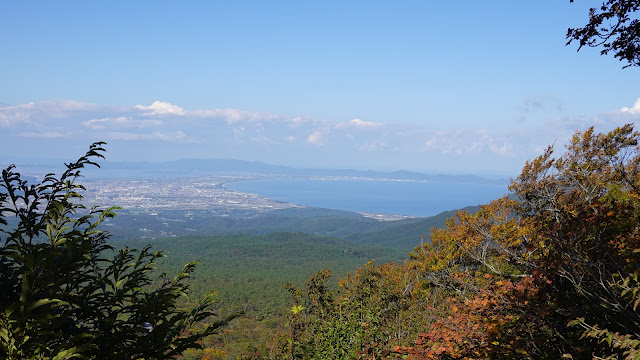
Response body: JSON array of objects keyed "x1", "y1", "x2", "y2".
[{"x1": 271, "y1": 125, "x2": 640, "y2": 359}]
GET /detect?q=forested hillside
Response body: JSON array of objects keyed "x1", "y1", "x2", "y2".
[
  {"x1": 2, "y1": 126, "x2": 640, "y2": 360},
  {"x1": 101, "y1": 206, "x2": 469, "y2": 250},
  {"x1": 261, "y1": 125, "x2": 640, "y2": 359},
  {"x1": 0, "y1": 142, "x2": 485, "y2": 359},
  {"x1": 2, "y1": 0, "x2": 639, "y2": 359},
  {"x1": 111, "y1": 233, "x2": 407, "y2": 357},
  {"x1": 111, "y1": 233, "x2": 407, "y2": 314}
]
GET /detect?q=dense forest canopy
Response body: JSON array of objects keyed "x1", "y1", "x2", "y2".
[{"x1": 2, "y1": 2, "x2": 640, "y2": 359}]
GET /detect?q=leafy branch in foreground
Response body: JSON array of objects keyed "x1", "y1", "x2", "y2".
[
  {"x1": 567, "y1": 0, "x2": 640, "y2": 68},
  {"x1": 0, "y1": 142, "x2": 233, "y2": 360}
]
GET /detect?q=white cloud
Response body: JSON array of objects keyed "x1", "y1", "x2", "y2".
[
  {"x1": 621, "y1": 98, "x2": 640, "y2": 114},
  {"x1": 83, "y1": 116, "x2": 163, "y2": 129},
  {"x1": 551, "y1": 98, "x2": 640, "y2": 134},
  {"x1": 46, "y1": 99, "x2": 101, "y2": 113},
  {"x1": 349, "y1": 118, "x2": 383, "y2": 128},
  {"x1": 306, "y1": 131, "x2": 325, "y2": 145},
  {"x1": 0, "y1": 102, "x2": 35, "y2": 127},
  {"x1": 335, "y1": 118, "x2": 383, "y2": 130},
  {"x1": 135, "y1": 101, "x2": 185, "y2": 116},
  {"x1": 134, "y1": 101, "x2": 289, "y2": 126},
  {"x1": 106, "y1": 131, "x2": 187, "y2": 142},
  {"x1": 423, "y1": 130, "x2": 515, "y2": 156},
  {"x1": 287, "y1": 116, "x2": 309, "y2": 128},
  {"x1": 84, "y1": 116, "x2": 129, "y2": 129},
  {"x1": 191, "y1": 108, "x2": 280, "y2": 124},
  {"x1": 0, "y1": 100, "x2": 105, "y2": 127},
  {"x1": 19, "y1": 131, "x2": 72, "y2": 139},
  {"x1": 2, "y1": 98, "x2": 634, "y2": 174}
]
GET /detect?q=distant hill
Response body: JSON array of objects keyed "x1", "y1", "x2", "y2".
[
  {"x1": 104, "y1": 205, "x2": 482, "y2": 251},
  {"x1": 344, "y1": 205, "x2": 481, "y2": 248},
  {"x1": 75, "y1": 158, "x2": 507, "y2": 185},
  {"x1": 9, "y1": 156, "x2": 498, "y2": 249},
  {"x1": 104, "y1": 206, "x2": 417, "y2": 242}
]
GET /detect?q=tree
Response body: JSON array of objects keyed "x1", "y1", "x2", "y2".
[
  {"x1": 410, "y1": 124, "x2": 640, "y2": 359},
  {"x1": 511, "y1": 125, "x2": 640, "y2": 358},
  {"x1": 270, "y1": 262, "x2": 423, "y2": 360},
  {"x1": 567, "y1": 0, "x2": 640, "y2": 67},
  {"x1": 266, "y1": 125, "x2": 640, "y2": 359},
  {"x1": 0, "y1": 143, "x2": 234, "y2": 359}
]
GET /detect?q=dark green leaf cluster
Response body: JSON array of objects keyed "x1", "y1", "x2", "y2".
[
  {"x1": 0, "y1": 143, "x2": 231, "y2": 360},
  {"x1": 567, "y1": 0, "x2": 640, "y2": 68}
]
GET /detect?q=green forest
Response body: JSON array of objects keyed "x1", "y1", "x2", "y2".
[
  {"x1": 3, "y1": 125, "x2": 640, "y2": 360},
  {"x1": 2, "y1": 3, "x2": 640, "y2": 359}
]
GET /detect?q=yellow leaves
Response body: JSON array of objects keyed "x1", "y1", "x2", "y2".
[
  {"x1": 404, "y1": 125, "x2": 640, "y2": 359},
  {"x1": 290, "y1": 305, "x2": 305, "y2": 315},
  {"x1": 414, "y1": 197, "x2": 528, "y2": 277},
  {"x1": 201, "y1": 348, "x2": 226, "y2": 360}
]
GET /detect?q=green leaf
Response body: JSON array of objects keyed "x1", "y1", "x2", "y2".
[{"x1": 27, "y1": 299, "x2": 64, "y2": 312}]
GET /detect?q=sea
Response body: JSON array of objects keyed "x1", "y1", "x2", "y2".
[{"x1": 225, "y1": 179, "x2": 509, "y2": 217}]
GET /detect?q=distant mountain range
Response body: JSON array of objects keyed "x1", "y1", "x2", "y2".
[
  {"x1": 5, "y1": 157, "x2": 508, "y2": 186},
  {"x1": 53, "y1": 158, "x2": 509, "y2": 185}
]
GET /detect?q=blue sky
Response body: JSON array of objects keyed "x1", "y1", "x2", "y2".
[{"x1": 1, "y1": 1, "x2": 638, "y2": 176}]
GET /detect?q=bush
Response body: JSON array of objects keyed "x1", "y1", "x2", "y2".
[{"x1": 0, "y1": 142, "x2": 232, "y2": 360}]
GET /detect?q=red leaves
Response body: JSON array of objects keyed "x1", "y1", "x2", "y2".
[
  {"x1": 396, "y1": 271, "x2": 540, "y2": 360},
  {"x1": 279, "y1": 125, "x2": 640, "y2": 360},
  {"x1": 406, "y1": 125, "x2": 640, "y2": 359}
]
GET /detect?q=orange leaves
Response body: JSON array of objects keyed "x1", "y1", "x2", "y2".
[
  {"x1": 276, "y1": 126, "x2": 640, "y2": 360},
  {"x1": 412, "y1": 195, "x2": 532, "y2": 283},
  {"x1": 405, "y1": 188, "x2": 546, "y2": 357},
  {"x1": 402, "y1": 269, "x2": 540, "y2": 360}
]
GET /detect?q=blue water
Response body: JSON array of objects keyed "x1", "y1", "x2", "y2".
[{"x1": 225, "y1": 179, "x2": 509, "y2": 217}]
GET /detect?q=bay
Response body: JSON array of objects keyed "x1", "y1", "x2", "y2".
[{"x1": 225, "y1": 179, "x2": 509, "y2": 217}]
